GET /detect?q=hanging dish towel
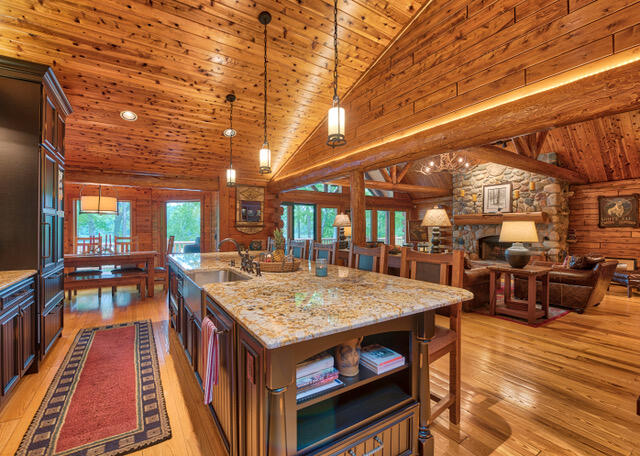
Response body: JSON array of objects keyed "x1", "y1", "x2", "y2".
[{"x1": 202, "y1": 317, "x2": 220, "y2": 404}]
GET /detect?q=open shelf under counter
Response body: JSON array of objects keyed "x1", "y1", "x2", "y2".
[
  {"x1": 296, "y1": 373, "x2": 414, "y2": 453},
  {"x1": 296, "y1": 363, "x2": 410, "y2": 409}
]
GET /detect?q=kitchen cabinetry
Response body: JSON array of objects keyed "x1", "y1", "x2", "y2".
[
  {"x1": 0, "y1": 275, "x2": 38, "y2": 409},
  {"x1": 0, "y1": 56, "x2": 70, "y2": 368}
]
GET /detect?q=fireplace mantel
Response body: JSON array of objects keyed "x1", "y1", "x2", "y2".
[{"x1": 453, "y1": 211, "x2": 549, "y2": 225}]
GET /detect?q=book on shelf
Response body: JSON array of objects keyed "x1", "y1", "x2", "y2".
[
  {"x1": 296, "y1": 367, "x2": 339, "y2": 390},
  {"x1": 296, "y1": 351, "x2": 334, "y2": 380},
  {"x1": 296, "y1": 378, "x2": 344, "y2": 401},
  {"x1": 360, "y1": 344, "x2": 405, "y2": 374}
]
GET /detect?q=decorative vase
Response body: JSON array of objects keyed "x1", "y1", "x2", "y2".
[
  {"x1": 335, "y1": 337, "x2": 363, "y2": 377},
  {"x1": 272, "y1": 248, "x2": 285, "y2": 262}
]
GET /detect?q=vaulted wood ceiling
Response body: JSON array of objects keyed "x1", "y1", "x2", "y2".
[{"x1": 0, "y1": 0, "x2": 428, "y2": 181}]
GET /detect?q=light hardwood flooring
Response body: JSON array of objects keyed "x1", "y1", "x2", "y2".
[{"x1": 0, "y1": 285, "x2": 638, "y2": 455}]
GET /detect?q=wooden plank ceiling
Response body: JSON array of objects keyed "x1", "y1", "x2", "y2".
[{"x1": 0, "y1": 0, "x2": 427, "y2": 181}]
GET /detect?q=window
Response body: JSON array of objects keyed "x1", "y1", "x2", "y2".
[
  {"x1": 377, "y1": 211, "x2": 388, "y2": 243},
  {"x1": 166, "y1": 201, "x2": 201, "y2": 253},
  {"x1": 75, "y1": 200, "x2": 131, "y2": 251},
  {"x1": 320, "y1": 207, "x2": 338, "y2": 242},
  {"x1": 292, "y1": 204, "x2": 315, "y2": 240},
  {"x1": 296, "y1": 184, "x2": 342, "y2": 193},
  {"x1": 394, "y1": 211, "x2": 407, "y2": 245},
  {"x1": 281, "y1": 205, "x2": 289, "y2": 238},
  {"x1": 365, "y1": 210, "x2": 373, "y2": 242}
]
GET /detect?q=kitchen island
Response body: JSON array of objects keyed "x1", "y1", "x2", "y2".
[{"x1": 168, "y1": 252, "x2": 472, "y2": 456}]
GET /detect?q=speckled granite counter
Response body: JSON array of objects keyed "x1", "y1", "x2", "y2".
[
  {"x1": 0, "y1": 270, "x2": 37, "y2": 291},
  {"x1": 169, "y1": 252, "x2": 473, "y2": 349}
]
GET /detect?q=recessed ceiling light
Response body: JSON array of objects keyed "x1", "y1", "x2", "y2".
[
  {"x1": 120, "y1": 110, "x2": 138, "y2": 121},
  {"x1": 223, "y1": 128, "x2": 236, "y2": 138}
]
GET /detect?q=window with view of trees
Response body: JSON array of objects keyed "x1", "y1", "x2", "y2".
[
  {"x1": 75, "y1": 201, "x2": 131, "y2": 251},
  {"x1": 166, "y1": 201, "x2": 201, "y2": 253},
  {"x1": 395, "y1": 211, "x2": 407, "y2": 245},
  {"x1": 365, "y1": 210, "x2": 373, "y2": 242},
  {"x1": 377, "y1": 211, "x2": 388, "y2": 243},
  {"x1": 293, "y1": 204, "x2": 315, "y2": 240},
  {"x1": 281, "y1": 206, "x2": 289, "y2": 238},
  {"x1": 320, "y1": 207, "x2": 338, "y2": 242}
]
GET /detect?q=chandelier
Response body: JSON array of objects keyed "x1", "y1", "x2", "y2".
[
  {"x1": 416, "y1": 152, "x2": 476, "y2": 175},
  {"x1": 327, "y1": 0, "x2": 346, "y2": 147}
]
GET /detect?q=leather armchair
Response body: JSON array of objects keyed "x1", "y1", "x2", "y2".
[
  {"x1": 514, "y1": 260, "x2": 618, "y2": 313},
  {"x1": 462, "y1": 265, "x2": 490, "y2": 312}
]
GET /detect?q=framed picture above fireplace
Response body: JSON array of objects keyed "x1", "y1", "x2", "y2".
[{"x1": 483, "y1": 183, "x2": 512, "y2": 214}]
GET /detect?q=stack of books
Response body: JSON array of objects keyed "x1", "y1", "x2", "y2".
[
  {"x1": 296, "y1": 352, "x2": 343, "y2": 401},
  {"x1": 360, "y1": 344, "x2": 405, "y2": 374}
]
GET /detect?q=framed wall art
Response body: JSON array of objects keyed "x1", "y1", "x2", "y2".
[
  {"x1": 598, "y1": 194, "x2": 639, "y2": 228},
  {"x1": 482, "y1": 183, "x2": 512, "y2": 213}
]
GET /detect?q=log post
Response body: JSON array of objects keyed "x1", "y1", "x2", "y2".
[{"x1": 350, "y1": 170, "x2": 366, "y2": 246}]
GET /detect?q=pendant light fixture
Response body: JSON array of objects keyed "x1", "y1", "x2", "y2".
[
  {"x1": 224, "y1": 93, "x2": 237, "y2": 187},
  {"x1": 327, "y1": 0, "x2": 346, "y2": 147},
  {"x1": 258, "y1": 11, "x2": 272, "y2": 174},
  {"x1": 79, "y1": 185, "x2": 118, "y2": 215}
]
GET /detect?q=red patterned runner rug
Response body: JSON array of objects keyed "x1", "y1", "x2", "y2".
[{"x1": 16, "y1": 321, "x2": 171, "y2": 456}]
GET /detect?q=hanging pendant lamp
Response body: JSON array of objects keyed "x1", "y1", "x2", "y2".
[
  {"x1": 224, "y1": 93, "x2": 237, "y2": 187},
  {"x1": 259, "y1": 11, "x2": 272, "y2": 174},
  {"x1": 80, "y1": 185, "x2": 118, "y2": 215},
  {"x1": 327, "y1": 0, "x2": 346, "y2": 147}
]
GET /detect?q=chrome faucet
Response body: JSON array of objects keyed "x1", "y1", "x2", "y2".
[{"x1": 217, "y1": 237, "x2": 242, "y2": 256}]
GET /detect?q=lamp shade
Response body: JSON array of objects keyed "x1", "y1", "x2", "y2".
[
  {"x1": 259, "y1": 143, "x2": 271, "y2": 174},
  {"x1": 333, "y1": 213, "x2": 351, "y2": 227},
  {"x1": 499, "y1": 221, "x2": 539, "y2": 243},
  {"x1": 327, "y1": 105, "x2": 345, "y2": 145},
  {"x1": 226, "y1": 167, "x2": 236, "y2": 187},
  {"x1": 80, "y1": 195, "x2": 118, "y2": 214},
  {"x1": 421, "y1": 206, "x2": 451, "y2": 227}
]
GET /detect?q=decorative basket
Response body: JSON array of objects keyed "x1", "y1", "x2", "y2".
[{"x1": 258, "y1": 259, "x2": 301, "y2": 273}]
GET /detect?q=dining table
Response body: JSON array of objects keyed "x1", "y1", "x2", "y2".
[{"x1": 64, "y1": 251, "x2": 158, "y2": 297}]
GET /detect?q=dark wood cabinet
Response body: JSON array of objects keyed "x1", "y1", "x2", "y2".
[
  {"x1": 0, "y1": 276, "x2": 38, "y2": 408},
  {"x1": 0, "y1": 304, "x2": 21, "y2": 397},
  {"x1": 0, "y1": 56, "x2": 70, "y2": 369},
  {"x1": 42, "y1": 300, "x2": 63, "y2": 357},
  {"x1": 206, "y1": 297, "x2": 237, "y2": 455},
  {"x1": 237, "y1": 327, "x2": 265, "y2": 456}
]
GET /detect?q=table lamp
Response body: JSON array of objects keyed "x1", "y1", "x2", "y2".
[
  {"x1": 333, "y1": 213, "x2": 351, "y2": 248},
  {"x1": 499, "y1": 220, "x2": 539, "y2": 268},
  {"x1": 421, "y1": 206, "x2": 451, "y2": 253}
]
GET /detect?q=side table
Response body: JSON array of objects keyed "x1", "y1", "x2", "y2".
[
  {"x1": 610, "y1": 271, "x2": 640, "y2": 298},
  {"x1": 488, "y1": 264, "x2": 551, "y2": 325}
]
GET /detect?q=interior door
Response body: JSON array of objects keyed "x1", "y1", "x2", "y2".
[{"x1": 41, "y1": 149, "x2": 57, "y2": 271}]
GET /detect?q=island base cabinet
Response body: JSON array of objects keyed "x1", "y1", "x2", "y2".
[
  {"x1": 311, "y1": 404, "x2": 418, "y2": 456},
  {"x1": 237, "y1": 327, "x2": 265, "y2": 456}
]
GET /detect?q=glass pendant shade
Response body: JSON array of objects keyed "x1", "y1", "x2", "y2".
[
  {"x1": 259, "y1": 143, "x2": 271, "y2": 174},
  {"x1": 226, "y1": 167, "x2": 236, "y2": 187},
  {"x1": 327, "y1": 103, "x2": 346, "y2": 147},
  {"x1": 80, "y1": 195, "x2": 118, "y2": 214}
]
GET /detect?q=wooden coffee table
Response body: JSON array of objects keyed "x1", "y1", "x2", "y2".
[
  {"x1": 488, "y1": 264, "x2": 551, "y2": 325},
  {"x1": 611, "y1": 271, "x2": 640, "y2": 298}
]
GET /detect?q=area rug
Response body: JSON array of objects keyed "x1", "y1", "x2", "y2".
[{"x1": 16, "y1": 320, "x2": 171, "y2": 456}]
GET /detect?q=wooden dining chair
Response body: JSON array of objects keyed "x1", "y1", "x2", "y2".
[
  {"x1": 311, "y1": 241, "x2": 338, "y2": 264},
  {"x1": 348, "y1": 244, "x2": 386, "y2": 273},
  {"x1": 397, "y1": 247, "x2": 464, "y2": 425},
  {"x1": 114, "y1": 236, "x2": 136, "y2": 253},
  {"x1": 76, "y1": 235, "x2": 101, "y2": 254},
  {"x1": 288, "y1": 239, "x2": 309, "y2": 259},
  {"x1": 154, "y1": 235, "x2": 175, "y2": 292}
]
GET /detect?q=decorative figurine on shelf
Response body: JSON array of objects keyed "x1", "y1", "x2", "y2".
[
  {"x1": 272, "y1": 228, "x2": 285, "y2": 262},
  {"x1": 472, "y1": 193, "x2": 478, "y2": 214},
  {"x1": 513, "y1": 189, "x2": 520, "y2": 212},
  {"x1": 335, "y1": 337, "x2": 363, "y2": 377}
]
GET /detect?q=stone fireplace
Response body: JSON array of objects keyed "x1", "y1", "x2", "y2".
[
  {"x1": 479, "y1": 235, "x2": 510, "y2": 261},
  {"x1": 452, "y1": 156, "x2": 572, "y2": 262}
]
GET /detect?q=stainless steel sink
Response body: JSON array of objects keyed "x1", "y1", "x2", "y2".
[{"x1": 187, "y1": 270, "x2": 251, "y2": 287}]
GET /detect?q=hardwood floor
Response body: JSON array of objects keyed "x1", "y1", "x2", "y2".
[{"x1": 0, "y1": 285, "x2": 638, "y2": 455}]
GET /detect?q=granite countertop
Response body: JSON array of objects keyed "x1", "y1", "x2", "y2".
[
  {"x1": 169, "y1": 252, "x2": 473, "y2": 350},
  {"x1": 0, "y1": 270, "x2": 37, "y2": 291}
]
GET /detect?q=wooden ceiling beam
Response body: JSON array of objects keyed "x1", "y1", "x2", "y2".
[
  {"x1": 327, "y1": 179, "x2": 450, "y2": 196},
  {"x1": 278, "y1": 190, "x2": 414, "y2": 209},
  {"x1": 379, "y1": 167, "x2": 392, "y2": 183},
  {"x1": 268, "y1": 54, "x2": 640, "y2": 192},
  {"x1": 464, "y1": 146, "x2": 587, "y2": 183},
  {"x1": 65, "y1": 168, "x2": 221, "y2": 191},
  {"x1": 396, "y1": 162, "x2": 413, "y2": 183}
]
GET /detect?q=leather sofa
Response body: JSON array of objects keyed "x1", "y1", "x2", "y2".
[{"x1": 514, "y1": 259, "x2": 618, "y2": 313}]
